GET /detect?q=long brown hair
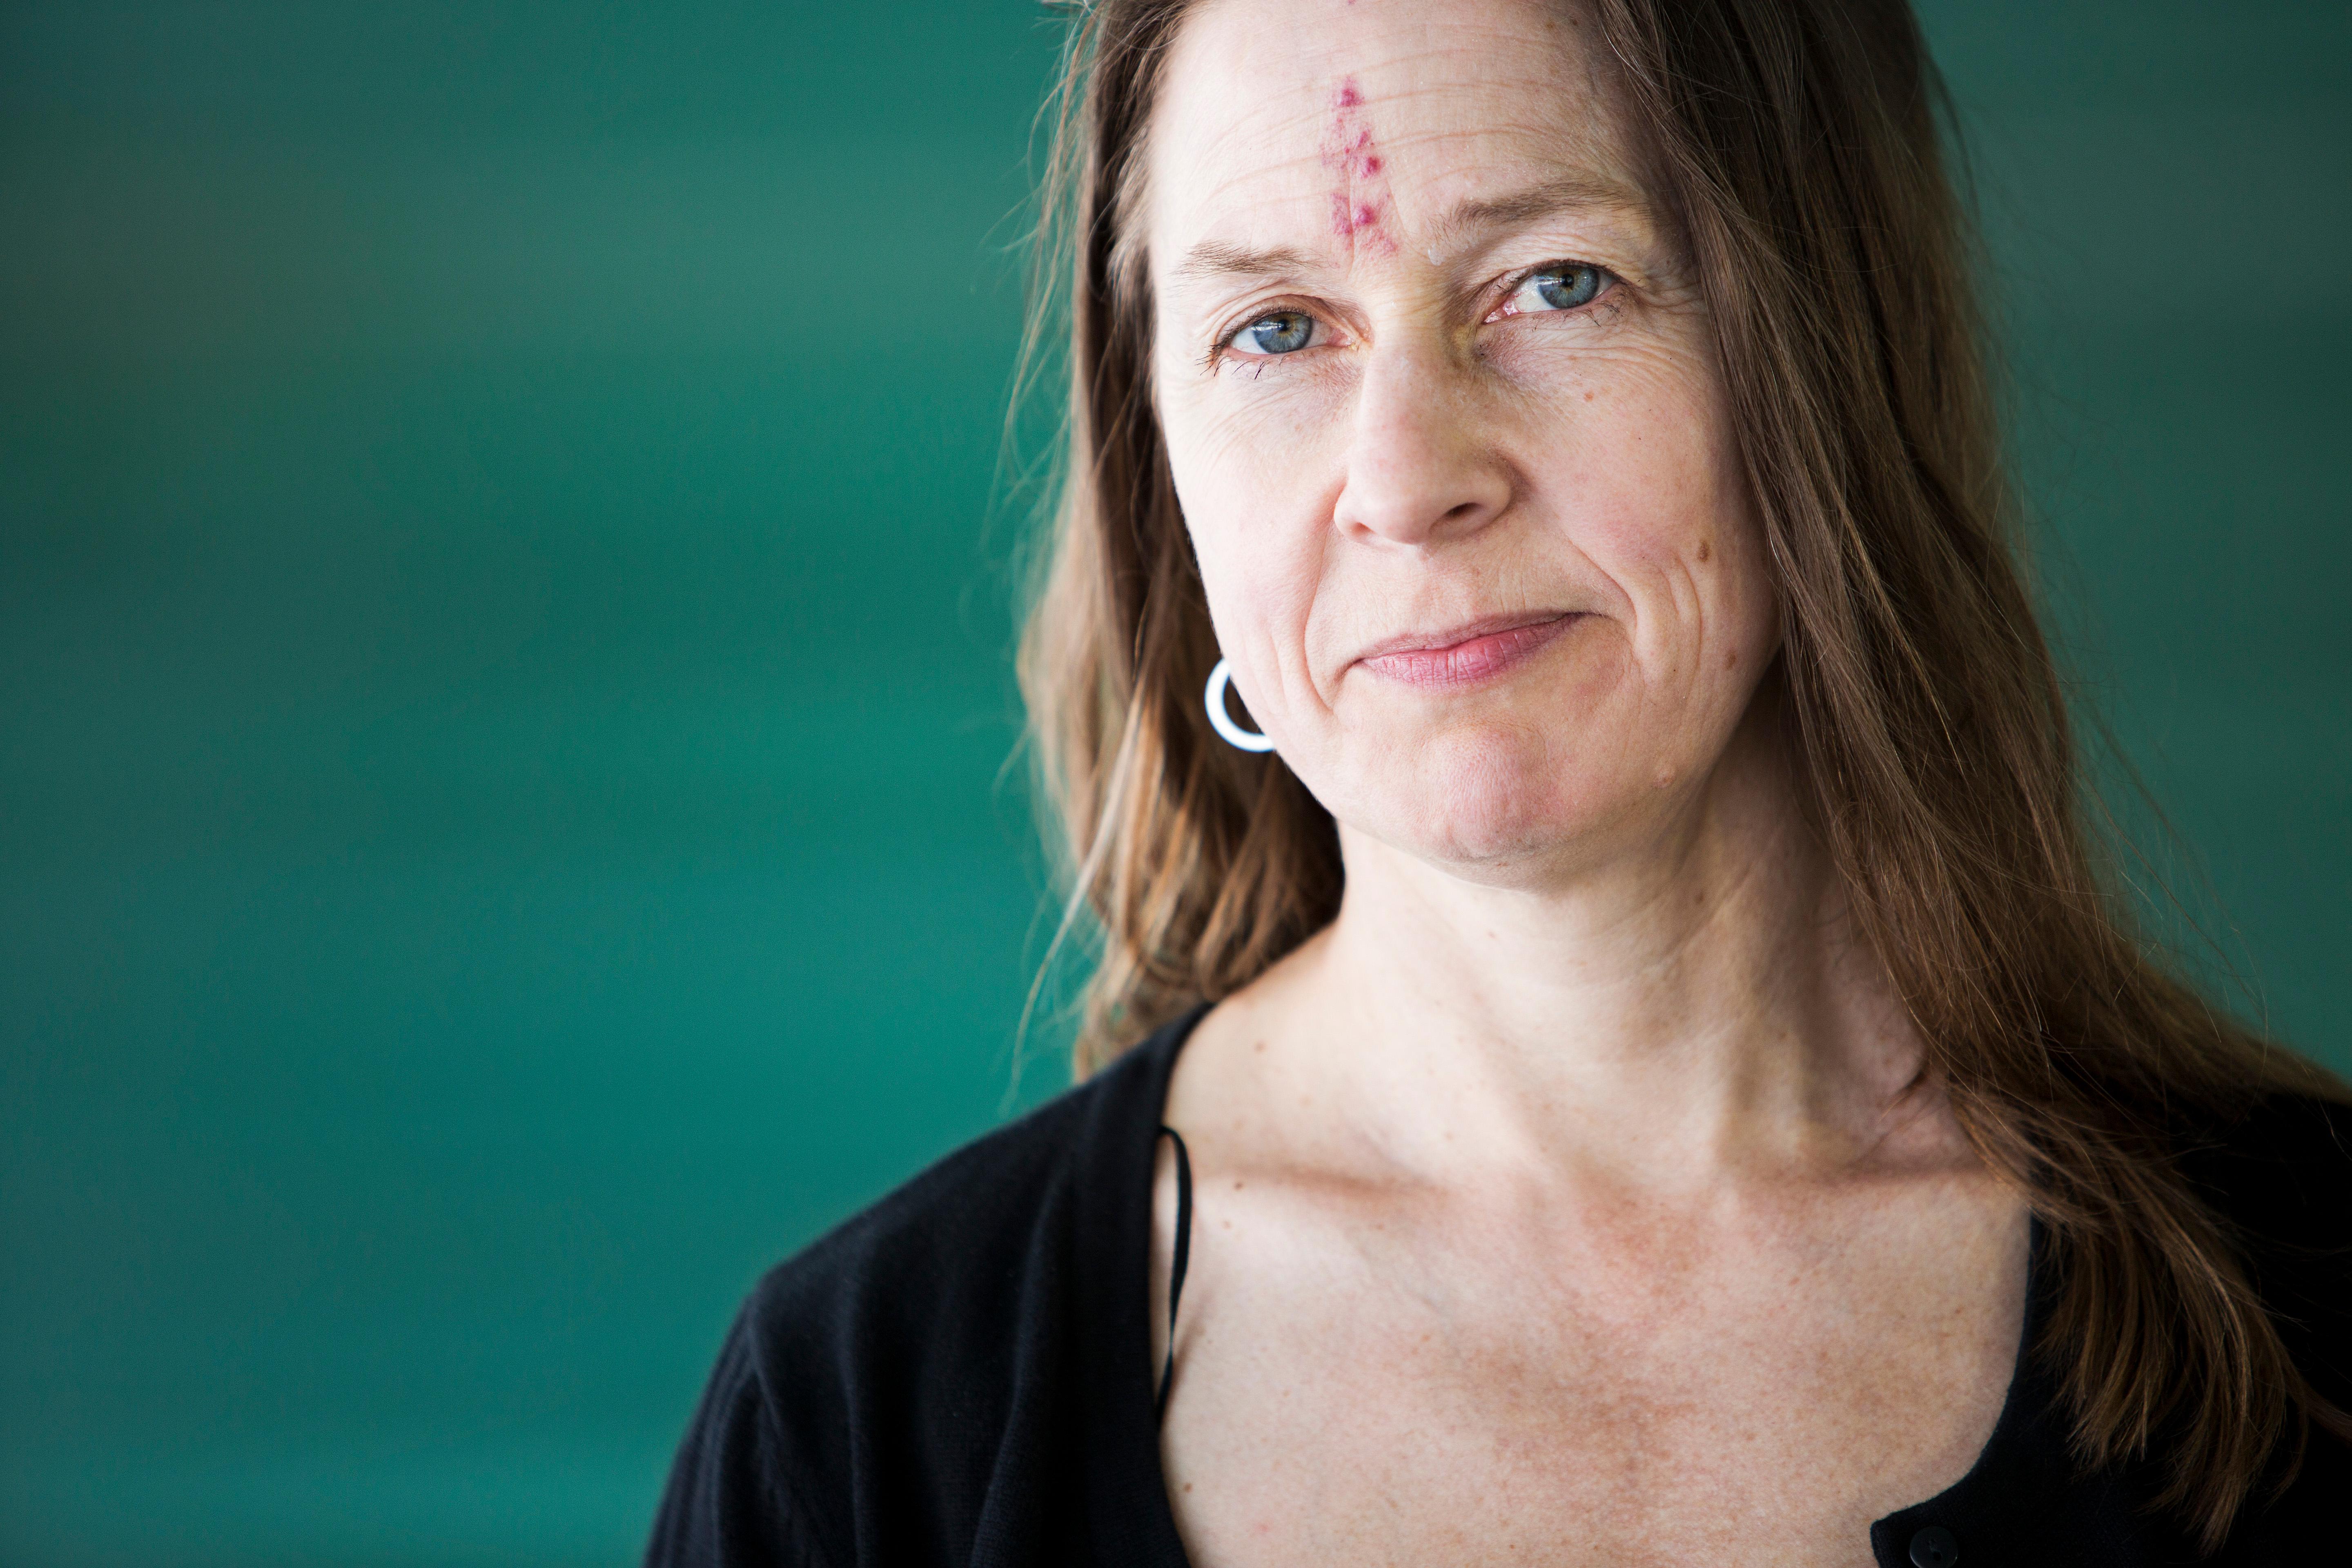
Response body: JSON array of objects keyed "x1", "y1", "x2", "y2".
[{"x1": 1015, "y1": 0, "x2": 2343, "y2": 1543}]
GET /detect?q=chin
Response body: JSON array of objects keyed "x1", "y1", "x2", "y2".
[{"x1": 1342, "y1": 719, "x2": 1644, "y2": 879}]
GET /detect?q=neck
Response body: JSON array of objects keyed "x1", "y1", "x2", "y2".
[{"x1": 1287, "y1": 705, "x2": 1931, "y2": 1192}]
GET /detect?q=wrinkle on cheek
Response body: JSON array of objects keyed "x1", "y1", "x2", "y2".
[
  {"x1": 1489, "y1": 332, "x2": 1705, "y2": 406},
  {"x1": 1177, "y1": 383, "x2": 1324, "y2": 479},
  {"x1": 1168, "y1": 339, "x2": 1351, "y2": 474}
]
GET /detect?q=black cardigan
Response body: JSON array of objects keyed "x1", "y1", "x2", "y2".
[{"x1": 646, "y1": 1009, "x2": 2350, "y2": 1566}]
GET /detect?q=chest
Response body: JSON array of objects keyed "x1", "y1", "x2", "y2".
[{"x1": 1157, "y1": 1184, "x2": 2027, "y2": 1568}]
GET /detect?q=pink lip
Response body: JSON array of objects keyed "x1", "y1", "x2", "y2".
[{"x1": 1356, "y1": 612, "x2": 1580, "y2": 688}]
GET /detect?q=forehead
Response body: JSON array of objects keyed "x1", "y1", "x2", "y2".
[{"x1": 1144, "y1": 0, "x2": 1642, "y2": 265}]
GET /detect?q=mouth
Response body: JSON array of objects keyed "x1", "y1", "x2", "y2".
[{"x1": 1354, "y1": 611, "x2": 1581, "y2": 689}]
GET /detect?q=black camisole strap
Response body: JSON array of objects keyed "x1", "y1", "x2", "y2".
[{"x1": 1155, "y1": 1125, "x2": 1194, "y2": 1425}]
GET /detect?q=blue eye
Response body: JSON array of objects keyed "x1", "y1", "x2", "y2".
[
  {"x1": 1491, "y1": 263, "x2": 1613, "y2": 323},
  {"x1": 1239, "y1": 310, "x2": 1314, "y2": 355},
  {"x1": 1532, "y1": 264, "x2": 1604, "y2": 310}
]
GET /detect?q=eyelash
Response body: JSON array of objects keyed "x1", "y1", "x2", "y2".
[{"x1": 1209, "y1": 261, "x2": 1619, "y2": 375}]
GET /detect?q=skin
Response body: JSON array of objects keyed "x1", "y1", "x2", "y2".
[{"x1": 1140, "y1": 0, "x2": 2030, "y2": 1563}]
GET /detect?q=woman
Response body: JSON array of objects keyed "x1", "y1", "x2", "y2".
[{"x1": 648, "y1": 0, "x2": 2350, "y2": 1562}]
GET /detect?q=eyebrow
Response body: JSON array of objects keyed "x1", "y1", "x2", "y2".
[
  {"x1": 1166, "y1": 171, "x2": 1651, "y2": 289},
  {"x1": 1167, "y1": 239, "x2": 1319, "y2": 290},
  {"x1": 1422, "y1": 171, "x2": 1651, "y2": 257}
]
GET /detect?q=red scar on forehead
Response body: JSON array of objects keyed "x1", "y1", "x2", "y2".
[
  {"x1": 1330, "y1": 193, "x2": 1387, "y2": 241},
  {"x1": 1325, "y1": 118, "x2": 1381, "y2": 180},
  {"x1": 1322, "y1": 74, "x2": 1390, "y2": 248}
]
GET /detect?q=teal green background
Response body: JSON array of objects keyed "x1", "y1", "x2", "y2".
[{"x1": 2, "y1": 3, "x2": 2343, "y2": 1563}]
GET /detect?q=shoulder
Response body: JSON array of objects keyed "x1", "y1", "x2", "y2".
[
  {"x1": 2181, "y1": 1089, "x2": 2352, "y2": 1407},
  {"x1": 2183, "y1": 1089, "x2": 2352, "y2": 1241},
  {"x1": 742, "y1": 1042, "x2": 1149, "y2": 1414},
  {"x1": 647, "y1": 1011, "x2": 1200, "y2": 1567}
]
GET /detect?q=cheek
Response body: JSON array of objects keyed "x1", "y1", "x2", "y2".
[
  {"x1": 1523, "y1": 342, "x2": 1771, "y2": 671},
  {"x1": 1158, "y1": 372, "x2": 1340, "y2": 651}
]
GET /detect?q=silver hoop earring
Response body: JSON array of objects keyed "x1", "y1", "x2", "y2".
[{"x1": 1204, "y1": 659, "x2": 1276, "y2": 753}]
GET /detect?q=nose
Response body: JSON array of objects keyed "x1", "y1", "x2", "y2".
[{"x1": 1332, "y1": 341, "x2": 1512, "y2": 547}]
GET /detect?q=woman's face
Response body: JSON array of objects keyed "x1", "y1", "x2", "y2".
[{"x1": 1147, "y1": 0, "x2": 1778, "y2": 881}]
